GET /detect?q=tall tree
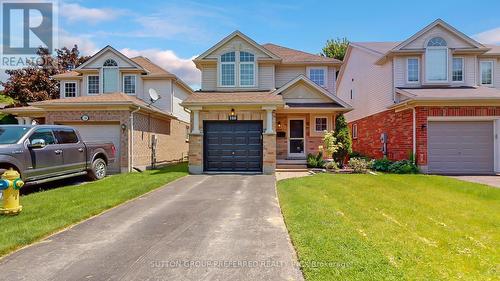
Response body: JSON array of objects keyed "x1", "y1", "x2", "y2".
[
  {"x1": 333, "y1": 114, "x2": 352, "y2": 167},
  {"x1": 321, "y1": 37, "x2": 349, "y2": 61},
  {"x1": 1, "y1": 45, "x2": 90, "y2": 106}
]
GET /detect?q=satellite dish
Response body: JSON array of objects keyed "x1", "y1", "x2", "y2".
[{"x1": 148, "y1": 88, "x2": 160, "y2": 103}]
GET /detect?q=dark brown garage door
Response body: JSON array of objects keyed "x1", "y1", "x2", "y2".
[
  {"x1": 428, "y1": 121, "x2": 494, "y2": 174},
  {"x1": 204, "y1": 121, "x2": 263, "y2": 172}
]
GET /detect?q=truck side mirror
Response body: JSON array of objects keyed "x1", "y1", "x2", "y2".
[{"x1": 29, "y1": 139, "x2": 46, "y2": 149}]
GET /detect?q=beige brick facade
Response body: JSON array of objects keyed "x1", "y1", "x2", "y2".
[{"x1": 45, "y1": 109, "x2": 188, "y2": 172}]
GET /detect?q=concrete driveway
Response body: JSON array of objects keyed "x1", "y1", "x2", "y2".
[
  {"x1": 0, "y1": 175, "x2": 303, "y2": 281},
  {"x1": 451, "y1": 175, "x2": 500, "y2": 188}
]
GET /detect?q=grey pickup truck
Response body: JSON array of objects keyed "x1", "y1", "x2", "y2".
[{"x1": 0, "y1": 125, "x2": 116, "y2": 185}]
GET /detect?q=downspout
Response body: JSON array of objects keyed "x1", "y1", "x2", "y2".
[
  {"x1": 129, "y1": 106, "x2": 141, "y2": 172},
  {"x1": 412, "y1": 107, "x2": 417, "y2": 164}
]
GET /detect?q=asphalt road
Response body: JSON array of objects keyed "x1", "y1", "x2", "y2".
[{"x1": 0, "y1": 175, "x2": 304, "y2": 281}]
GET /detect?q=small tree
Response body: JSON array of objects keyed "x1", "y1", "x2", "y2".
[
  {"x1": 323, "y1": 131, "x2": 342, "y2": 159},
  {"x1": 333, "y1": 114, "x2": 352, "y2": 167},
  {"x1": 321, "y1": 37, "x2": 349, "y2": 61}
]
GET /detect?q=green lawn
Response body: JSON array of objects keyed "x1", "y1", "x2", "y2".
[
  {"x1": 0, "y1": 163, "x2": 187, "y2": 257},
  {"x1": 278, "y1": 174, "x2": 500, "y2": 281}
]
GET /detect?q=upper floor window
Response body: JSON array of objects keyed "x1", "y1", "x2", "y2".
[
  {"x1": 64, "y1": 82, "x2": 77, "y2": 98},
  {"x1": 88, "y1": 75, "x2": 99, "y2": 95},
  {"x1": 425, "y1": 37, "x2": 448, "y2": 82},
  {"x1": 239, "y1": 51, "x2": 255, "y2": 86},
  {"x1": 220, "y1": 52, "x2": 236, "y2": 86},
  {"x1": 480, "y1": 61, "x2": 493, "y2": 86},
  {"x1": 103, "y1": 58, "x2": 118, "y2": 93},
  {"x1": 123, "y1": 75, "x2": 136, "y2": 95},
  {"x1": 407, "y1": 58, "x2": 419, "y2": 83},
  {"x1": 307, "y1": 67, "x2": 327, "y2": 87},
  {"x1": 452, "y1": 57, "x2": 464, "y2": 82}
]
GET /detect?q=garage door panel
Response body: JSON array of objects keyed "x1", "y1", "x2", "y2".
[
  {"x1": 204, "y1": 121, "x2": 263, "y2": 172},
  {"x1": 428, "y1": 121, "x2": 494, "y2": 174}
]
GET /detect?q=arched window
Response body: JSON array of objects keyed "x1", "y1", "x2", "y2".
[
  {"x1": 239, "y1": 51, "x2": 255, "y2": 86},
  {"x1": 103, "y1": 58, "x2": 119, "y2": 92},
  {"x1": 427, "y1": 37, "x2": 447, "y2": 47},
  {"x1": 103, "y1": 59, "x2": 118, "y2": 67},
  {"x1": 425, "y1": 37, "x2": 448, "y2": 82},
  {"x1": 220, "y1": 52, "x2": 235, "y2": 86}
]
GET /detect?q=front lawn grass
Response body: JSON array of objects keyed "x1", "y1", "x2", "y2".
[
  {"x1": 0, "y1": 163, "x2": 188, "y2": 257},
  {"x1": 278, "y1": 174, "x2": 500, "y2": 280}
]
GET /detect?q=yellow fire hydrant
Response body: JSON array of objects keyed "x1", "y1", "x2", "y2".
[{"x1": 0, "y1": 169, "x2": 24, "y2": 215}]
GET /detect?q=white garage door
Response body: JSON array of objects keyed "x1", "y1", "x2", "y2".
[
  {"x1": 428, "y1": 121, "x2": 494, "y2": 175},
  {"x1": 70, "y1": 124, "x2": 121, "y2": 173}
]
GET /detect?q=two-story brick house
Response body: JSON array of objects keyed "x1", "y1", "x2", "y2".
[
  {"x1": 182, "y1": 31, "x2": 352, "y2": 174},
  {"x1": 337, "y1": 19, "x2": 500, "y2": 174},
  {"x1": 4, "y1": 46, "x2": 193, "y2": 173}
]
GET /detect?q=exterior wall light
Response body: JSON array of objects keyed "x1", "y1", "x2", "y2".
[
  {"x1": 277, "y1": 121, "x2": 281, "y2": 129},
  {"x1": 230, "y1": 108, "x2": 235, "y2": 116}
]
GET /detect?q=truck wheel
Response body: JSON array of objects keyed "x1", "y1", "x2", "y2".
[{"x1": 88, "y1": 158, "x2": 107, "y2": 181}]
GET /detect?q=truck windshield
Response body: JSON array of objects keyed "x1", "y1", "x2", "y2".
[{"x1": 0, "y1": 126, "x2": 31, "y2": 144}]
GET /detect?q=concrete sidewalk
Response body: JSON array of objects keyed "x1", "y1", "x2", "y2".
[
  {"x1": 451, "y1": 175, "x2": 500, "y2": 188},
  {"x1": 0, "y1": 175, "x2": 303, "y2": 281}
]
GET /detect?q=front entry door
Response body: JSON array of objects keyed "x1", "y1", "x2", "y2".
[{"x1": 288, "y1": 119, "x2": 305, "y2": 158}]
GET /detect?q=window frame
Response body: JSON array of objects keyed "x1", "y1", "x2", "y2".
[
  {"x1": 306, "y1": 66, "x2": 328, "y2": 87},
  {"x1": 123, "y1": 74, "x2": 137, "y2": 95},
  {"x1": 479, "y1": 60, "x2": 494, "y2": 86},
  {"x1": 63, "y1": 81, "x2": 77, "y2": 98},
  {"x1": 219, "y1": 51, "x2": 236, "y2": 87},
  {"x1": 29, "y1": 128, "x2": 57, "y2": 145},
  {"x1": 406, "y1": 57, "x2": 420, "y2": 84},
  {"x1": 314, "y1": 117, "x2": 328, "y2": 132},
  {"x1": 425, "y1": 37, "x2": 449, "y2": 83},
  {"x1": 352, "y1": 123, "x2": 358, "y2": 139},
  {"x1": 451, "y1": 57, "x2": 464, "y2": 83},
  {"x1": 87, "y1": 75, "x2": 100, "y2": 95},
  {"x1": 239, "y1": 51, "x2": 255, "y2": 87}
]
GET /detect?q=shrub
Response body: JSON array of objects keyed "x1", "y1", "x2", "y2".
[
  {"x1": 307, "y1": 152, "x2": 326, "y2": 168},
  {"x1": 388, "y1": 160, "x2": 419, "y2": 174},
  {"x1": 348, "y1": 157, "x2": 372, "y2": 173},
  {"x1": 325, "y1": 161, "x2": 339, "y2": 171},
  {"x1": 349, "y1": 151, "x2": 372, "y2": 162},
  {"x1": 323, "y1": 131, "x2": 341, "y2": 159},
  {"x1": 332, "y1": 114, "x2": 352, "y2": 167},
  {"x1": 372, "y1": 158, "x2": 393, "y2": 172}
]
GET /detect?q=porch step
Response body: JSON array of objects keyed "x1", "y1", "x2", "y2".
[
  {"x1": 276, "y1": 159, "x2": 308, "y2": 170},
  {"x1": 276, "y1": 164, "x2": 308, "y2": 170},
  {"x1": 276, "y1": 168, "x2": 309, "y2": 172}
]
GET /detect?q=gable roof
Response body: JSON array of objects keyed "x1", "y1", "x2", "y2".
[
  {"x1": 272, "y1": 75, "x2": 352, "y2": 109},
  {"x1": 262, "y1": 43, "x2": 342, "y2": 65},
  {"x1": 392, "y1": 19, "x2": 485, "y2": 51},
  {"x1": 181, "y1": 91, "x2": 283, "y2": 106},
  {"x1": 76, "y1": 45, "x2": 146, "y2": 70},
  {"x1": 131, "y1": 56, "x2": 174, "y2": 77},
  {"x1": 350, "y1": 42, "x2": 400, "y2": 55},
  {"x1": 194, "y1": 30, "x2": 281, "y2": 62}
]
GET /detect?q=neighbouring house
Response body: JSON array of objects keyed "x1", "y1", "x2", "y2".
[
  {"x1": 337, "y1": 19, "x2": 500, "y2": 175},
  {"x1": 3, "y1": 46, "x2": 193, "y2": 173},
  {"x1": 181, "y1": 31, "x2": 352, "y2": 174}
]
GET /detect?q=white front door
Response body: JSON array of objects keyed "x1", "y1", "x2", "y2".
[{"x1": 288, "y1": 118, "x2": 306, "y2": 158}]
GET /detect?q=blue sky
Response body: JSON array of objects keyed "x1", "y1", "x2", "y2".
[{"x1": 15, "y1": 0, "x2": 500, "y2": 87}]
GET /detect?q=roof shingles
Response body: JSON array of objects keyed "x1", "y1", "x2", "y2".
[{"x1": 262, "y1": 43, "x2": 342, "y2": 64}]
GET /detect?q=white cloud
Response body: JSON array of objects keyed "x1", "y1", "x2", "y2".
[
  {"x1": 58, "y1": 30, "x2": 99, "y2": 55},
  {"x1": 60, "y1": 3, "x2": 123, "y2": 24},
  {"x1": 120, "y1": 48, "x2": 200, "y2": 88},
  {"x1": 474, "y1": 27, "x2": 500, "y2": 44}
]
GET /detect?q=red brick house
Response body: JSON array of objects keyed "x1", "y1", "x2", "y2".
[{"x1": 337, "y1": 19, "x2": 500, "y2": 174}]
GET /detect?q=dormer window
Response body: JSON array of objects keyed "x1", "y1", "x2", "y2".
[
  {"x1": 219, "y1": 51, "x2": 256, "y2": 87},
  {"x1": 425, "y1": 37, "x2": 448, "y2": 82},
  {"x1": 103, "y1": 58, "x2": 119, "y2": 93}
]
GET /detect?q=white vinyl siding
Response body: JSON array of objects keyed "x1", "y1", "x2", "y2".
[
  {"x1": 258, "y1": 64, "x2": 274, "y2": 90},
  {"x1": 275, "y1": 66, "x2": 306, "y2": 88},
  {"x1": 103, "y1": 68, "x2": 119, "y2": 93},
  {"x1": 201, "y1": 65, "x2": 217, "y2": 91}
]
